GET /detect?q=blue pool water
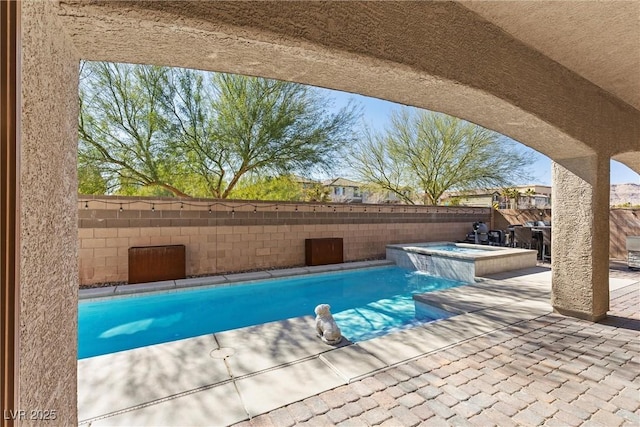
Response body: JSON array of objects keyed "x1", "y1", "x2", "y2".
[
  {"x1": 425, "y1": 245, "x2": 490, "y2": 254},
  {"x1": 78, "y1": 266, "x2": 465, "y2": 359}
]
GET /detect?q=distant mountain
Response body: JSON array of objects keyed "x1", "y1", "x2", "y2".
[{"x1": 611, "y1": 183, "x2": 640, "y2": 206}]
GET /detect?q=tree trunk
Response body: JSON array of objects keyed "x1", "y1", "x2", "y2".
[{"x1": 153, "y1": 182, "x2": 192, "y2": 198}]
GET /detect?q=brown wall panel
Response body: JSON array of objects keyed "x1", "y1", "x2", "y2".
[
  {"x1": 128, "y1": 245, "x2": 186, "y2": 284},
  {"x1": 305, "y1": 238, "x2": 344, "y2": 266}
]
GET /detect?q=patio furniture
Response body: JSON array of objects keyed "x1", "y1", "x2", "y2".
[{"x1": 507, "y1": 224, "x2": 522, "y2": 247}]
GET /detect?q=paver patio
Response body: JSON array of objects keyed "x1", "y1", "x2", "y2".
[
  {"x1": 234, "y1": 266, "x2": 639, "y2": 427},
  {"x1": 78, "y1": 262, "x2": 639, "y2": 426}
]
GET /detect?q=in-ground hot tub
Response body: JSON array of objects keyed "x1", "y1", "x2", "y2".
[{"x1": 386, "y1": 242, "x2": 537, "y2": 283}]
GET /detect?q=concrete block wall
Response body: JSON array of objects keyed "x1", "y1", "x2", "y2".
[
  {"x1": 610, "y1": 209, "x2": 640, "y2": 259},
  {"x1": 78, "y1": 196, "x2": 491, "y2": 285}
]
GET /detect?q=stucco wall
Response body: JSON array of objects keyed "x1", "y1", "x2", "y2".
[
  {"x1": 78, "y1": 196, "x2": 490, "y2": 285},
  {"x1": 20, "y1": 1, "x2": 79, "y2": 424},
  {"x1": 551, "y1": 159, "x2": 611, "y2": 321}
]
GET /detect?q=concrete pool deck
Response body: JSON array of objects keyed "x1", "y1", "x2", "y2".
[{"x1": 77, "y1": 262, "x2": 639, "y2": 426}]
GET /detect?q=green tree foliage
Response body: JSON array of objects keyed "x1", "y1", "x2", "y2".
[
  {"x1": 165, "y1": 70, "x2": 359, "y2": 198},
  {"x1": 78, "y1": 62, "x2": 188, "y2": 197},
  {"x1": 349, "y1": 109, "x2": 534, "y2": 205},
  {"x1": 228, "y1": 175, "x2": 304, "y2": 201},
  {"x1": 77, "y1": 163, "x2": 108, "y2": 195},
  {"x1": 301, "y1": 183, "x2": 331, "y2": 202},
  {"x1": 78, "y1": 61, "x2": 360, "y2": 198}
]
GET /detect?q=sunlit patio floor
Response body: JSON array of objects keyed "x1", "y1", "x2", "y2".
[{"x1": 78, "y1": 262, "x2": 639, "y2": 426}]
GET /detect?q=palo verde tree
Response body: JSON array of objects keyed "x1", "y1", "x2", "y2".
[
  {"x1": 78, "y1": 61, "x2": 360, "y2": 198},
  {"x1": 78, "y1": 61, "x2": 189, "y2": 197},
  {"x1": 164, "y1": 69, "x2": 360, "y2": 198},
  {"x1": 228, "y1": 175, "x2": 305, "y2": 201},
  {"x1": 77, "y1": 162, "x2": 108, "y2": 195},
  {"x1": 349, "y1": 108, "x2": 533, "y2": 205}
]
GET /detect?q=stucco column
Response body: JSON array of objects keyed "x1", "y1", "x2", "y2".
[
  {"x1": 551, "y1": 156, "x2": 610, "y2": 321},
  {"x1": 19, "y1": 1, "x2": 79, "y2": 424}
]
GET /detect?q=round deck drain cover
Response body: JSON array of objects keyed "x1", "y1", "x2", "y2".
[{"x1": 210, "y1": 348, "x2": 235, "y2": 359}]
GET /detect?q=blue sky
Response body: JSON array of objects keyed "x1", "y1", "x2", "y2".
[{"x1": 324, "y1": 89, "x2": 639, "y2": 186}]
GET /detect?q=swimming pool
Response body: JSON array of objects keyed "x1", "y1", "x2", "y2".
[
  {"x1": 420, "y1": 244, "x2": 490, "y2": 254},
  {"x1": 78, "y1": 266, "x2": 463, "y2": 359}
]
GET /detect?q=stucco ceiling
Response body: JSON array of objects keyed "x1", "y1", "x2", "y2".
[
  {"x1": 460, "y1": 1, "x2": 640, "y2": 111},
  {"x1": 59, "y1": 0, "x2": 640, "y2": 113}
]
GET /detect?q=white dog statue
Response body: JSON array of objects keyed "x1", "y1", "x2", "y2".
[{"x1": 315, "y1": 304, "x2": 342, "y2": 345}]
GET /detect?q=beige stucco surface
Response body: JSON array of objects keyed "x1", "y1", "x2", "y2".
[
  {"x1": 552, "y1": 158, "x2": 611, "y2": 321},
  {"x1": 19, "y1": 1, "x2": 79, "y2": 424},
  {"x1": 613, "y1": 151, "x2": 640, "y2": 174},
  {"x1": 461, "y1": 1, "x2": 640, "y2": 112}
]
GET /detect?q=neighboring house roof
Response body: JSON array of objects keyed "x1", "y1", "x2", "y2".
[
  {"x1": 443, "y1": 190, "x2": 500, "y2": 198},
  {"x1": 441, "y1": 189, "x2": 500, "y2": 199},
  {"x1": 291, "y1": 175, "x2": 321, "y2": 185},
  {"x1": 515, "y1": 185, "x2": 552, "y2": 194},
  {"x1": 322, "y1": 177, "x2": 365, "y2": 188}
]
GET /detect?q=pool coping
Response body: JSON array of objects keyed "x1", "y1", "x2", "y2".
[{"x1": 78, "y1": 259, "x2": 395, "y2": 300}]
